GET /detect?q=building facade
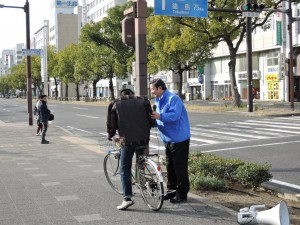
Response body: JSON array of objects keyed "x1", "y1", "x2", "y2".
[
  {"x1": 0, "y1": 50, "x2": 14, "y2": 76},
  {"x1": 192, "y1": 2, "x2": 300, "y2": 102}
]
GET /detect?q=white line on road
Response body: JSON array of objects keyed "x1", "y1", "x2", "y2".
[
  {"x1": 73, "y1": 107, "x2": 89, "y2": 110},
  {"x1": 202, "y1": 139, "x2": 300, "y2": 153},
  {"x1": 66, "y1": 126, "x2": 93, "y2": 134},
  {"x1": 271, "y1": 179, "x2": 300, "y2": 190},
  {"x1": 76, "y1": 114, "x2": 99, "y2": 119}
]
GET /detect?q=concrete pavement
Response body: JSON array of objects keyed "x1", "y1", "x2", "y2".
[{"x1": 0, "y1": 120, "x2": 237, "y2": 225}]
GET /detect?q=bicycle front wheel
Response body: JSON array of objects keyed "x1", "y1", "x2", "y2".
[
  {"x1": 103, "y1": 152, "x2": 122, "y2": 195},
  {"x1": 138, "y1": 161, "x2": 164, "y2": 211}
]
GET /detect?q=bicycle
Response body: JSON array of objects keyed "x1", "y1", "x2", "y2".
[{"x1": 101, "y1": 136, "x2": 165, "y2": 211}]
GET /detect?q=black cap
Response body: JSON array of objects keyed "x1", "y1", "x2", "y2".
[{"x1": 120, "y1": 88, "x2": 134, "y2": 95}]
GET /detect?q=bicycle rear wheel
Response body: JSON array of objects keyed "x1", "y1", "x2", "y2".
[
  {"x1": 103, "y1": 152, "x2": 122, "y2": 195},
  {"x1": 138, "y1": 161, "x2": 164, "y2": 211}
]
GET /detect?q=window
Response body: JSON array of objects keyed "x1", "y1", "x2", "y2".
[
  {"x1": 266, "y1": 50, "x2": 279, "y2": 66},
  {"x1": 211, "y1": 59, "x2": 222, "y2": 74}
]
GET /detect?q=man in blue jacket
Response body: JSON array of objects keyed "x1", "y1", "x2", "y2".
[{"x1": 150, "y1": 79, "x2": 190, "y2": 203}]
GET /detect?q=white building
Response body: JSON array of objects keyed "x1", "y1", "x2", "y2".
[
  {"x1": 14, "y1": 44, "x2": 25, "y2": 65},
  {"x1": 85, "y1": 0, "x2": 127, "y2": 23},
  {"x1": 44, "y1": 0, "x2": 83, "y2": 98},
  {"x1": 0, "y1": 50, "x2": 14, "y2": 76},
  {"x1": 193, "y1": 2, "x2": 300, "y2": 102}
]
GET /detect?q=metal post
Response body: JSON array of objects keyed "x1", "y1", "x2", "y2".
[
  {"x1": 288, "y1": 0, "x2": 294, "y2": 110},
  {"x1": 25, "y1": 0, "x2": 33, "y2": 125},
  {"x1": 246, "y1": 6, "x2": 253, "y2": 112},
  {"x1": 134, "y1": 0, "x2": 148, "y2": 98}
]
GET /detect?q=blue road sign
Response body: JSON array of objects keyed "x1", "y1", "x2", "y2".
[
  {"x1": 154, "y1": 0, "x2": 208, "y2": 18},
  {"x1": 22, "y1": 49, "x2": 42, "y2": 56}
]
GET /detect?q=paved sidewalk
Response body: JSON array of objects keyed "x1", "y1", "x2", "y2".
[{"x1": 0, "y1": 121, "x2": 237, "y2": 225}]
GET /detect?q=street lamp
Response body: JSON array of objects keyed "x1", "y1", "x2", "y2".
[{"x1": 0, "y1": 0, "x2": 33, "y2": 125}]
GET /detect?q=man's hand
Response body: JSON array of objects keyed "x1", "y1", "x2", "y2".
[{"x1": 151, "y1": 111, "x2": 160, "y2": 120}]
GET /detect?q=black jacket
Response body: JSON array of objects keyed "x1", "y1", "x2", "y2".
[
  {"x1": 38, "y1": 101, "x2": 50, "y2": 123},
  {"x1": 107, "y1": 95, "x2": 154, "y2": 145}
]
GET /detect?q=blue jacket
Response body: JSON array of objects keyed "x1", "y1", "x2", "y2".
[{"x1": 154, "y1": 90, "x2": 190, "y2": 143}]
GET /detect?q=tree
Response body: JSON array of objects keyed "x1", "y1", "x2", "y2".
[
  {"x1": 31, "y1": 56, "x2": 42, "y2": 96},
  {"x1": 9, "y1": 62, "x2": 27, "y2": 93},
  {"x1": 0, "y1": 76, "x2": 11, "y2": 96},
  {"x1": 47, "y1": 45, "x2": 59, "y2": 100},
  {"x1": 178, "y1": 0, "x2": 280, "y2": 106},
  {"x1": 80, "y1": 3, "x2": 133, "y2": 100},
  {"x1": 55, "y1": 44, "x2": 77, "y2": 100},
  {"x1": 147, "y1": 16, "x2": 215, "y2": 99}
]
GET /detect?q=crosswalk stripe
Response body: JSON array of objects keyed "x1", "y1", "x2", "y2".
[
  {"x1": 209, "y1": 123, "x2": 286, "y2": 137},
  {"x1": 190, "y1": 128, "x2": 246, "y2": 141},
  {"x1": 190, "y1": 136, "x2": 221, "y2": 144},
  {"x1": 231, "y1": 121, "x2": 300, "y2": 130},
  {"x1": 146, "y1": 117, "x2": 300, "y2": 149},
  {"x1": 273, "y1": 116, "x2": 300, "y2": 121},
  {"x1": 247, "y1": 119, "x2": 300, "y2": 127}
]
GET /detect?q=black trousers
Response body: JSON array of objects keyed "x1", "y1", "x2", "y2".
[{"x1": 165, "y1": 139, "x2": 190, "y2": 199}]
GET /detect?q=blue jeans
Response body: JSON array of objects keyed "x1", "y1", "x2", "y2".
[{"x1": 120, "y1": 145, "x2": 145, "y2": 199}]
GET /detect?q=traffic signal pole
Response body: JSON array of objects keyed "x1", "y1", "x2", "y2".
[
  {"x1": 25, "y1": 0, "x2": 33, "y2": 125},
  {"x1": 0, "y1": 1, "x2": 33, "y2": 125},
  {"x1": 134, "y1": 0, "x2": 148, "y2": 98},
  {"x1": 246, "y1": 8, "x2": 253, "y2": 112},
  {"x1": 288, "y1": 0, "x2": 294, "y2": 111}
]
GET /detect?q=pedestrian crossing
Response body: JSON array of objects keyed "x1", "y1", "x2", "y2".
[{"x1": 148, "y1": 116, "x2": 300, "y2": 150}]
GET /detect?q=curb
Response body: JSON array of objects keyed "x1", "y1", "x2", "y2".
[{"x1": 262, "y1": 182, "x2": 300, "y2": 203}]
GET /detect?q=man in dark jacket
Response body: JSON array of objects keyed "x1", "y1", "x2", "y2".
[
  {"x1": 38, "y1": 95, "x2": 50, "y2": 144},
  {"x1": 106, "y1": 89, "x2": 153, "y2": 210}
]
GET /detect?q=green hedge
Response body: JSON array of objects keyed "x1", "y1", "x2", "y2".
[{"x1": 189, "y1": 152, "x2": 272, "y2": 191}]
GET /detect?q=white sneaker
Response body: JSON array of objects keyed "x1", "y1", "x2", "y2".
[{"x1": 117, "y1": 200, "x2": 135, "y2": 210}]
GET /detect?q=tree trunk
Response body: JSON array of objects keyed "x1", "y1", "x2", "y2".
[
  {"x1": 54, "y1": 77, "x2": 58, "y2": 100},
  {"x1": 76, "y1": 83, "x2": 80, "y2": 101},
  {"x1": 226, "y1": 40, "x2": 241, "y2": 107},
  {"x1": 92, "y1": 79, "x2": 97, "y2": 98},
  {"x1": 178, "y1": 71, "x2": 184, "y2": 100},
  {"x1": 176, "y1": 64, "x2": 184, "y2": 100},
  {"x1": 109, "y1": 71, "x2": 115, "y2": 100},
  {"x1": 65, "y1": 82, "x2": 69, "y2": 101}
]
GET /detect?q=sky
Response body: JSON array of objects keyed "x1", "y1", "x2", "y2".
[{"x1": 0, "y1": 0, "x2": 53, "y2": 52}]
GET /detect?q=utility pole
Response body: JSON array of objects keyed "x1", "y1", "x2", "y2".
[
  {"x1": 246, "y1": 2, "x2": 253, "y2": 112},
  {"x1": 0, "y1": 1, "x2": 32, "y2": 125},
  {"x1": 122, "y1": 0, "x2": 148, "y2": 98},
  {"x1": 288, "y1": 0, "x2": 294, "y2": 110},
  {"x1": 25, "y1": 0, "x2": 33, "y2": 125},
  {"x1": 134, "y1": 0, "x2": 148, "y2": 98}
]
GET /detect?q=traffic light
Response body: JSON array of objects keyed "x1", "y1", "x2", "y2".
[
  {"x1": 122, "y1": 16, "x2": 135, "y2": 47},
  {"x1": 240, "y1": 3, "x2": 264, "y2": 12}
]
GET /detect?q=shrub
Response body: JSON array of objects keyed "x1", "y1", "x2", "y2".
[
  {"x1": 235, "y1": 162, "x2": 273, "y2": 190},
  {"x1": 189, "y1": 152, "x2": 272, "y2": 191},
  {"x1": 190, "y1": 174, "x2": 227, "y2": 191},
  {"x1": 189, "y1": 153, "x2": 244, "y2": 181}
]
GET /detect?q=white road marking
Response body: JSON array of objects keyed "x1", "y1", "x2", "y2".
[
  {"x1": 76, "y1": 114, "x2": 99, "y2": 119},
  {"x1": 73, "y1": 107, "x2": 88, "y2": 110},
  {"x1": 66, "y1": 126, "x2": 93, "y2": 134},
  {"x1": 271, "y1": 179, "x2": 300, "y2": 190},
  {"x1": 201, "y1": 140, "x2": 300, "y2": 153},
  {"x1": 231, "y1": 121, "x2": 300, "y2": 130}
]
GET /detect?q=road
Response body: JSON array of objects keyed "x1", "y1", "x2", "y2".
[{"x1": 1, "y1": 98, "x2": 300, "y2": 193}]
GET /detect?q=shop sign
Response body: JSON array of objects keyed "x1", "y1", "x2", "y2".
[{"x1": 266, "y1": 74, "x2": 278, "y2": 82}]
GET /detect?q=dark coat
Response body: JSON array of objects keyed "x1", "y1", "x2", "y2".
[
  {"x1": 107, "y1": 95, "x2": 154, "y2": 145},
  {"x1": 38, "y1": 101, "x2": 50, "y2": 123}
]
